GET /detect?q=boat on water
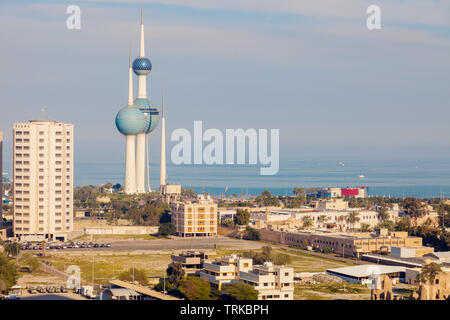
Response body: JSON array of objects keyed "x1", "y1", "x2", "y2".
[{"x1": 358, "y1": 174, "x2": 365, "y2": 179}]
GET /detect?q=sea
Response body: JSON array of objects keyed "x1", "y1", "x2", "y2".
[{"x1": 67, "y1": 159, "x2": 450, "y2": 199}]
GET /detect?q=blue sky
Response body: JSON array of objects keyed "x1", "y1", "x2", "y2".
[{"x1": 0, "y1": 0, "x2": 449, "y2": 168}]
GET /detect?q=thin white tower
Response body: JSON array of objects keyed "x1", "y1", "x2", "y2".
[
  {"x1": 125, "y1": 51, "x2": 137, "y2": 194},
  {"x1": 136, "y1": 9, "x2": 148, "y2": 193},
  {"x1": 160, "y1": 88, "x2": 167, "y2": 190}
]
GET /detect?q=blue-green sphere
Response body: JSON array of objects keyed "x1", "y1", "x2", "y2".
[
  {"x1": 115, "y1": 105, "x2": 149, "y2": 135},
  {"x1": 133, "y1": 98, "x2": 160, "y2": 134}
]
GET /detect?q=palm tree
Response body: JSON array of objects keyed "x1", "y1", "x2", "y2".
[
  {"x1": 417, "y1": 262, "x2": 441, "y2": 284},
  {"x1": 301, "y1": 216, "x2": 314, "y2": 230},
  {"x1": 166, "y1": 262, "x2": 185, "y2": 287},
  {"x1": 346, "y1": 212, "x2": 360, "y2": 231},
  {"x1": 4, "y1": 242, "x2": 20, "y2": 258},
  {"x1": 318, "y1": 215, "x2": 327, "y2": 227}
]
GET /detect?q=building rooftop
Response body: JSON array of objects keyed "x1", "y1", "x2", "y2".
[
  {"x1": 424, "y1": 252, "x2": 450, "y2": 260},
  {"x1": 327, "y1": 265, "x2": 406, "y2": 278}
]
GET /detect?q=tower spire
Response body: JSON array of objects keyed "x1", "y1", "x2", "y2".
[
  {"x1": 139, "y1": 8, "x2": 145, "y2": 57},
  {"x1": 128, "y1": 48, "x2": 133, "y2": 106},
  {"x1": 160, "y1": 88, "x2": 167, "y2": 189}
]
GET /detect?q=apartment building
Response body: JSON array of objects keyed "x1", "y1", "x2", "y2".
[
  {"x1": 13, "y1": 112, "x2": 74, "y2": 241},
  {"x1": 199, "y1": 255, "x2": 252, "y2": 289},
  {"x1": 199, "y1": 255, "x2": 294, "y2": 300},
  {"x1": 170, "y1": 195, "x2": 217, "y2": 237},
  {"x1": 239, "y1": 262, "x2": 294, "y2": 300}
]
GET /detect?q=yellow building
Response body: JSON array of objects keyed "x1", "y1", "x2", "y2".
[{"x1": 171, "y1": 195, "x2": 217, "y2": 237}]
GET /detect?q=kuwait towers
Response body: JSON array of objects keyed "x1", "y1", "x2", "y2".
[{"x1": 115, "y1": 10, "x2": 160, "y2": 194}]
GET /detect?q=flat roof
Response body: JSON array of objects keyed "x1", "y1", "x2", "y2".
[
  {"x1": 109, "y1": 280, "x2": 182, "y2": 300},
  {"x1": 327, "y1": 265, "x2": 406, "y2": 279}
]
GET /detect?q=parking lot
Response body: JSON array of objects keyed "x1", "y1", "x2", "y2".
[{"x1": 20, "y1": 241, "x2": 112, "y2": 252}]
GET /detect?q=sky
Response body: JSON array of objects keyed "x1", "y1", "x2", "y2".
[{"x1": 0, "y1": 0, "x2": 449, "y2": 169}]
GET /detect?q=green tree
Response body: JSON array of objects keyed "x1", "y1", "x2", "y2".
[
  {"x1": 376, "y1": 219, "x2": 395, "y2": 231},
  {"x1": 4, "y1": 242, "x2": 20, "y2": 258},
  {"x1": 403, "y1": 197, "x2": 426, "y2": 227},
  {"x1": 181, "y1": 189, "x2": 196, "y2": 198},
  {"x1": 360, "y1": 223, "x2": 372, "y2": 232},
  {"x1": 166, "y1": 262, "x2": 185, "y2": 287},
  {"x1": 345, "y1": 212, "x2": 360, "y2": 230},
  {"x1": 301, "y1": 216, "x2": 313, "y2": 230},
  {"x1": 318, "y1": 215, "x2": 327, "y2": 225},
  {"x1": 221, "y1": 282, "x2": 258, "y2": 300},
  {"x1": 244, "y1": 226, "x2": 260, "y2": 241},
  {"x1": 418, "y1": 262, "x2": 442, "y2": 284},
  {"x1": 396, "y1": 216, "x2": 411, "y2": 232},
  {"x1": 0, "y1": 252, "x2": 18, "y2": 293},
  {"x1": 255, "y1": 190, "x2": 280, "y2": 207},
  {"x1": 179, "y1": 276, "x2": 211, "y2": 300},
  {"x1": 159, "y1": 222, "x2": 176, "y2": 236},
  {"x1": 377, "y1": 204, "x2": 390, "y2": 221},
  {"x1": 118, "y1": 268, "x2": 148, "y2": 286},
  {"x1": 234, "y1": 209, "x2": 250, "y2": 226}
]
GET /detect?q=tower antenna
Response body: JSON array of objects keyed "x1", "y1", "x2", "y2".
[{"x1": 160, "y1": 88, "x2": 167, "y2": 190}]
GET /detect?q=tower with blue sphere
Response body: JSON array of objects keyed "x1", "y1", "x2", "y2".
[
  {"x1": 115, "y1": 9, "x2": 160, "y2": 194},
  {"x1": 134, "y1": 9, "x2": 160, "y2": 193}
]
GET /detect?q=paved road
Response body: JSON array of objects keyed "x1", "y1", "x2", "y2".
[
  {"x1": 32, "y1": 237, "x2": 265, "y2": 254},
  {"x1": 20, "y1": 293, "x2": 86, "y2": 300}
]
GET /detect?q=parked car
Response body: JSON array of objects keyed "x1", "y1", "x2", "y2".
[
  {"x1": 28, "y1": 287, "x2": 37, "y2": 294},
  {"x1": 106, "y1": 243, "x2": 111, "y2": 248}
]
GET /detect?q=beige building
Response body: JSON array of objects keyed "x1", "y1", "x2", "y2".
[
  {"x1": 13, "y1": 112, "x2": 74, "y2": 241},
  {"x1": 200, "y1": 255, "x2": 251, "y2": 289},
  {"x1": 171, "y1": 195, "x2": 217, "y2": 237},
  {"x1": 199, "y1": 254, "x2": 294, "y2": 300},
  {"x1": 171, "y1": 251, "x2": 209, "y2": 275},
  {"x1": 260, "y1": 228, "x2": 423, "y2": 257},
  {"x1": 240, "y1": 262, "x2": 294, "y2": 300}
]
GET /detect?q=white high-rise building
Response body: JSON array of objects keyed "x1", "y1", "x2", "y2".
[{"x1": 13, "y1": 111, "x2": 74, "y2": 241}]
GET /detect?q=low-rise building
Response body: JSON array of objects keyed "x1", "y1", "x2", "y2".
[
  {"x1": 326, "y1": 265, "x2": 406, "y2": 285},
  {"x1": 239, "y1": 262, "x2": 294, "y2": 300},
  {"x1": 171, "y1": 251, "x2": 209, "y2": 275},
  {"x1": 199, "y1": 255, "x2": 252, "y2": 289},
  {"x1": 260, "y1": 228, "x2": 423, "y2": 257},
  {"x1": 199, "y1": 254, "x2": 294, "y2": 300}
]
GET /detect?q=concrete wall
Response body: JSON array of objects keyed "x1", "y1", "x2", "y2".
[{"x1": 84, "y1": 226, "x2": 158, "y2": 235}]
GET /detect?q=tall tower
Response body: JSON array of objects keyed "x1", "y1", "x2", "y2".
[
  {"x1": 160, "y1": 89, "x2": 166, "y2": 191},
  {"x1": 115, "y1": 51, "x2": 148, "y2": 195},
  {"x1": 132, "y1": 9, "x2": 160, "y2": 193}
]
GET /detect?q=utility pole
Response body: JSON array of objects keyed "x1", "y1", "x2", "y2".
[{"x1": 92, "y1": 254, "x2": 94, "y2": 289}]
